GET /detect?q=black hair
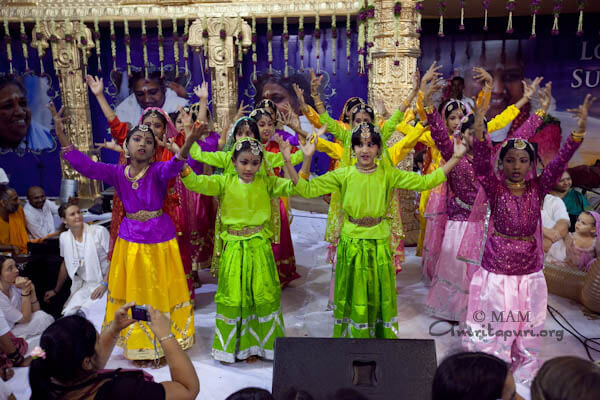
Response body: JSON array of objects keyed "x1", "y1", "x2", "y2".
[
  {"x1": 414, "y1": 150, "x2": 425, "y2": 172},
  {"x1": 432, "y1": 351, "x2": 509, "y2": 400},
  {"x1": 531, "y1": 356, "x2": 600, "y2": 400},
  {"x1": 256, "y1": 99, "x2": 278, "y2": 117},
  {"x1": 225, "y1": 387, "x2": 274, "y2": 400},
  {"x1": 232, "y1": 139, "x2": 264, "y2": 162},
  {"x1": 233, "y1": 118, "x2": 261, "y2": 142},
  {"x1": 125, "y1": 125, "x2": 157, "y2": 149},
  {"x1": 58, "y1": 199, "x2": 79, "y2": 219},
  {"x1": 141, "y1": 108, "x2": 167, "y2": 127},
  {"x1": 128, "y1": 70, "x2": 165, "y2": 93},
  {"x1": 254, "y1": 72, "x2": 315, "y2": 112},
  {"x1": 0, "y1": 255, "x2": 9, "y2": 273},
  {"x1": 451, "y1": 76, "x2": 465, "y2": 84},
  {"x1": 29, "y1": 315, "x2": 98, "y2": 400},
  {"x1": 441, "y1": 100, "x2": 467, "y2": 120},
  {"x1": 249, "y1": 108, "x2": 274, "y2": 124},
  {"x1": 0, "y1": 184, "x2": 13, "y2": 202},
  {"x1": 0, "y1": 75, "x2": 26, "y2": 95},
  {"x1": 351, "y1": 122, "x2": 382, "y2": 149},
  {"x1": 498, "y1": 138, "x2": 537, "y2": 164},
  {"x1": 168, "y1": 112, "x2": 179, "y2": 125},
  {"x1": 351, "y1": 104, "x2": 375, "y2": 125},
  {"x1": 341, "y1": 97, "x2": 365, "y2": 123}
]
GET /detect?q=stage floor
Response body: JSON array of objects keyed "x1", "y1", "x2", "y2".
[{"x1": 8, "y1": 210, "x2": 599, "y2": 399}]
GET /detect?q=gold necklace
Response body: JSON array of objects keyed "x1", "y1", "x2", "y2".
[
  {"x1": 356, "y1": 164, "x2": 378, "y2": 174},
  {"x1": 505, "y1": 179, "x2": 526, "y2": 190},
  {"x1": 125, "y1": 165, "x2": 150, "y2": 190}
]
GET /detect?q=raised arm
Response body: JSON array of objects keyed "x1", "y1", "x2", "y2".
[
  {"x1": 539, "y1": 94, "x2": 594, "y2": 194},
  {"x1": 310, "y1": 69, "x2": 326, "y2": 114},
  {"x1": 472, "y1": 101, "x2": 498, "y2": 195},
  {"x1": 294, "y1": 83, "x2": 324, "y2": 129},
  {"x1": 426, "y1": 109, "x2": 454, "y2": 161},
  {"x1": 87, "y1": 75, "x2": 116, "y2": 123},
  {"x1": 50, "y1": 101, "x2": 119, "y2": 186},
  {"x1": 513, "y1": 77, "x2": 543, "y2": 110},
  {"x1": 277, "y1": 135, "x2": 301, "y2": 186},
  {"x1": 180, "y1": 167, "x2": 225, "y2": 196},
  {"x1": 193, "y1": 82, "x2": 209, "y2": 123},
  {"x1": 293, "y1": 168, "x2": 343, "y2": 198}
]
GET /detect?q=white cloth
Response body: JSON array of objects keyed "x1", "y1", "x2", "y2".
[
  {"x1": 114, "y1": 88, "x2": 188, "y2": 127},
  {"x1": 542, "y1": 194, "x2": 570, "y2": 263},
  {"x1": 23, "y1": 200, "x2": 60, "y2": 239},
  {"x1": 0, "y1": 378, "x2": 13, "y2": 400},
  {"x1": 0, "y1": 309, "x2": 10, "y2": 336},
  {"x1": 0, "y1": 168, "x2": 8, "y2": 184},
  {"x1": 59, "y1": 224, "x2": 109, "y2": 316},
  {"x1": 0, "y1": 286, "x2": 53, "y2": 338}
]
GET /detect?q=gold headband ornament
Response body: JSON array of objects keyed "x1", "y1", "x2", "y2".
[
  {"x1": 360, "y1": 124, "x2": 371, "y2": 139},
  {"x1": 138, "y1": 124, "x2": 150, "y2": 132}
]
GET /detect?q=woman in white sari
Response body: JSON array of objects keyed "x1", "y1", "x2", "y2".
[{"x1": 44, "y1": 203, "x2": 109, "y2": 317}]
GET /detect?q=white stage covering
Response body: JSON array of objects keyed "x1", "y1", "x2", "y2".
[{"x1": 7, "y1": 210, "x2": 599, "y2": 399}]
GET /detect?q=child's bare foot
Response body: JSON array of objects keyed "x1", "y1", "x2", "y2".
[{"x1": 246, "y1": 356, "x2": 260, "y2": 364}]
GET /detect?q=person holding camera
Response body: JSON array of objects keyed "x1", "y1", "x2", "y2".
[{"x1": 29, "y1": 302, "x2": 199, "y2": 400}]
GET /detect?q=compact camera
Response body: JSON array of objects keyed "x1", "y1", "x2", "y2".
[{"x1": 131, "y1": 305, "x2": 150, "y2": 321}]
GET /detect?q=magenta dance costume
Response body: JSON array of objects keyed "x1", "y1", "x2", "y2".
[
  {"x1": 183, "y1": 132, "x2": 220, "y2": 275},
  {"x1": 461, "y1": 130, "x2": 581, "y2": 384},
  {"x1": 424, "y1": 110, "x2": 480, "y2": 322}
]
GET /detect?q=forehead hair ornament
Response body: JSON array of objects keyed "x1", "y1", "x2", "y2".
[
  {"x1": 138, "y1": 124, "x2": 150, "y2": 132},
  {"x1": 360, "y1": 123, "x2": 371, "y2": 139}
]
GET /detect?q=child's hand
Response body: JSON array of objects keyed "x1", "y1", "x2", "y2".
[
  {"x1": 194, "y1": 82, "x2": 209, "y2": 100},
  {"x1": 189, "y1": 121, "x2": 208, "y2": 142},
  {"x1": 538, "y1": 81, "x2": 552, "y2": 112},
  {"x1": 95, "y1": 139, "x2": 124, "y2": 153},
  {"x1": 86, "y1": 75, "x2": 104, "y2": 97},
  {"x1": 523, "y1": 77, "x2": 543, "y2": 101},
  {"x1": 299, "y1": 133, "x2": 317, "y2": 158},
  {"x1": 234, "y1": 100, "x2": 251, "y2": 121},
  {"x1": 292, "y1": 83, "x2": 307, "y2": 110},
  {"x1": 157, "y1": 136, "x2": 181, "y2": 154},
  {"x1": 423, "y1": 77, "x2": 445, "y2": 108},
  {"x1": 472, "y1": 67, "x2": 493, "y2": 88},
  {"x1": 568, "y1": 93, "x2": 597, "y2": 132},
  {"x1": 453, "y1": 134, "x2": 467, "y2": 159},
  {"x1": 280, "y1": 103, "x2": 301, "y2": 131},
  {"x1": 178, "y1": 106, "x2": 194, "y2": 130},
  {"x1": 420, "y1": 61, "x2": 442, "y2": 92},
  {"x1": 310, "y1": 69, "x2": 324, "y2": 97},
  {"x1": 274, "y1": 135, "x2": 292, "y2": 161}
]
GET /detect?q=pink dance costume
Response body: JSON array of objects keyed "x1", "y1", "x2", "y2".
[
  {"x1": 424, "y1": 110, "x2": 481, "y2": 322},
  {"x1": 183, "y1": 132, "x2": 220, "y2": 273},
  {"x1": 463, "y1": 132, "x2": 581, "y2": 384}
]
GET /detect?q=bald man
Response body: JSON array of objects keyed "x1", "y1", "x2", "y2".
[
  {"x1": 0, "y1": 185, "x2": 28, "y2": 254},
  {"x1": 23, "y1": 186, "x2": 60, "y2": 240}
]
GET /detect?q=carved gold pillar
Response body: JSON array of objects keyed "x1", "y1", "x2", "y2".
[
  {"x1": 370, "y1": 0, "x2": 421, "y2": 245},
  {"x1": 188, "y1": 18, "x2": 250, "y2": 132},
  {"x1": 32, "y1": 20, "x2": 101, "y2": 200}
]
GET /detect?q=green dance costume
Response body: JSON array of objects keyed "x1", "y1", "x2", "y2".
[
  {"x1": 181, "y1": 166, "x2": 297, "y2": 362},
  {"x1": 295, "y1": 165, "x2": 446, "y2": 338}
]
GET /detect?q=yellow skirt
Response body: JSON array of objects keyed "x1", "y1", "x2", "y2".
[{"x1": 103, "y1": 238, "x2": 195, "y2": 360}]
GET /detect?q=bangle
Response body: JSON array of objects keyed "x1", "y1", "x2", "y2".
[
  {"x1": 21, "y1": 292, "x2": 31, "y2": 296},
  {"x1": 180, "y1": 165, "x2": 192, "y2": 178},
  {"x1": 299, "y1": 171, "x2": 310, "y2": 180},
  {"x1": 101, "y1": 281, "x2": 108, "y2": 288},
  {"x1": 158, "y1": 333, "x2": 175, "y2": 343},
  {"x1": 571, "y1": 131, "x2": 585, "y2": 142},
  {"x1": 403, "y1": 100, "x2": 411, "y2": 108},
  {"x1": 535, "y1": 109, "x2": 547, "y2": 118},
  {"x1": 424, "y1": 105, "x2": 435, "y2": 115},
  {"x1": 314, "y1": 101, "x2": 324, "y2": 109}
]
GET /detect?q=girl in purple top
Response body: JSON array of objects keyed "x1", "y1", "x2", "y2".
[
  {"x1": 50, "y1": 102, "x2": 194, "y2": 364},
  {"x1": 425, "y1": 82, "x2": 551, "y2": 323},
  {"x1": 462, "y1": 94, "x2": 595, "y2": 384}
]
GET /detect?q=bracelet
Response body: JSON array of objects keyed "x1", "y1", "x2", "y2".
[
  {"x1": 299, "y1": 171, "x2": 310, "y2": 180},
  {"x1": 403, "y1": 100, "x2": 411, "y2": 107},
  {"x1": 180, "y1": 165, "x2": 193, "y2": 178},
  {"x1": 571, "y1": 131, "x2": 585, "y2": 142},
  {"x1": 158, "y1": 333, "x2": 176, "y2": 343},
  {"x1": 314, "y1": 101, "x2": 324, "y2": 109},
  {"x1": 535, "y1": 109, "x2": 547, "y2": 118},
  {"x1": 101, "y1": 281, "x2": 108, "y2": 288},
  {"x1": 21, "y1": 292, "x2": 31, "y2": 296},
  {"x1": 424, "y1": 105, "x2": 435, "y2": 115}
]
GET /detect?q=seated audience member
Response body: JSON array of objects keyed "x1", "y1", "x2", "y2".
[
  {"x1": 0, "y1": 256, "x2": 54, "y2": 340},
  {"x1": 551, "y1": 171, "x2": 590, "y2": 232},
  {"x1": 531, "y1": 356, "x2": 600, "y2": 400},
  {"x1": 542, "y1": 192, "x2": 570, "y2": 262},
  {"x1": 226, "y1": 388, "x2": 274, "y2": 400},
  {"x1": 0, "y1": 308, "x2": 29, "y2": 381},
  {"x1": 568, "y1": 160, "x2": 600, "y2": 189},
  {"x1": 47, "y1": 202, "x2": 109, "y2": 317},
  {"x1": 29, "y1": 304, "x2": 199, "y2": 400},
  {"x1": 114, "y1": 71, "x2": 188, "y2": 127},
  {"x1": 0, "y1": 185, "x2": 28, "y2": 255},
  {"x1": 432, "y1": 352, "x2": 523, "y2": 400},
  {"x1": 24, "y1": 186, "x2": 60, "y2": 240}
]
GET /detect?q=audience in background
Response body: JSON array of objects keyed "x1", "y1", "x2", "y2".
[
  {"x1": 432, "y1": 351, "x2": 522, "y2": 400},
  {"x1": 568, "y1": 160, "x2": 600, "y2": 189},
  {"x1": 541, "y1": 190, "x2": 570, "y2": 261},
  {"x1": 0, "y1": 308, "x2": 29, "y2": 382},
  {"x1": 0, "y1": 185, "x2": 28, "y2": 255},
  {"x1": 531, "y1": 356, "x2": 600, "y2": 400},
  {"x1": 49, "y1": 202, "x2": 109, "y2": 317},
  {"x1": 226, "y1": 388, "x2": 274, "y2": 400},
  {"x1": 23, "y1": 186, "x2": 60, "y2": 240},
  {"x1": 0, "y1": 256, "x2": 54, "y2": 340},
  {"x1": 550, "y1": 171, "x2": 591, "y2": 232},
  {"x1": 29, "y1": 303, "x2": 199, "y2": 400}
]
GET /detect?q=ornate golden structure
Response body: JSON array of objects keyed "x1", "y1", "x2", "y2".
[
  {"x1": 370, "y1": 0, "x2": 421, "y2": 244},
  {"x1": 3, "y1": 2, "x2": 420, "y2": 243},
  {"x1": 31, "y1": 20, "x2": 103, "y2": 199}
]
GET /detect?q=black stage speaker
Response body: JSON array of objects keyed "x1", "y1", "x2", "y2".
[{"x1": 272, "y1": 337, "x2": 437, "y2": 400}]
